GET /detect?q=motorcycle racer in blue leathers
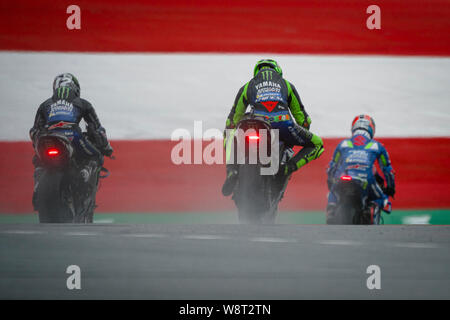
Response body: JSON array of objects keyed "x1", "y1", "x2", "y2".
[
  {"x1": 326, "y1": 115, "x2": 396, "y2": 222},
  {"x1": 30, "y1": 73, "x2": 113, "y2": 209}
]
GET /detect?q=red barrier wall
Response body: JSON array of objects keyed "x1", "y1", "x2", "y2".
[
  {"x1": 1, "y1": 138, "x2": 449, "y2": 213},
  {"x1": 1, "y1": 0, "x2": 449, "y2": 55}
]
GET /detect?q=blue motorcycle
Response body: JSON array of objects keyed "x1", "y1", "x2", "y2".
[{"x1": 327, "y1": 172, "x2": 386, "y2": 225}]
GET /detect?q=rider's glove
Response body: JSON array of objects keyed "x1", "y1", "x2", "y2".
[
  {"x1": 30, "y1": 128, "x2": 46, "y2": 147},
  {"x1": 385, "y1": 186, "x2": 396, "y2": 198},
  {"x1": 375, "y1": 172, "x2": 385, "y2": 186},
  {"x1": 88, "y1": 126, "x2": 109, "y2": 149},
  {"x1": 102, "y1": 143, "x2": 114, "y2": 157}
]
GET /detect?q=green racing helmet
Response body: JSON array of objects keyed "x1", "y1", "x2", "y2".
[{"x1": 253, "y1": 59, "x2": 283, "y2": 77}]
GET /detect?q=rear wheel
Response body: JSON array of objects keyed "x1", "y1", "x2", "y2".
[
  {"x1": 234, "y1": 165, "x2": 271, "y2": 224},
  {"x1": 334, "y1": 201, "x2": 357, "y2": 225},
  {"x1": 36, "y1": 171, "x2": 73, "y2": 223}
]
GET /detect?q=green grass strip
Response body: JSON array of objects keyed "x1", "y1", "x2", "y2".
[{"x1": 0, "y1": 209, "x2": 449, "y2": 224}]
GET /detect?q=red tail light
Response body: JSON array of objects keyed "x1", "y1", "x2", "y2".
[
  {"x1": 47, "y1": 148, "x2": 60, "y2": 156},
  {"x1": 248, "y1": 134, "x2": 260, "y2": 141},
  {"x1": 340, "y1": 175, "x2": 352, "y2": 181}
]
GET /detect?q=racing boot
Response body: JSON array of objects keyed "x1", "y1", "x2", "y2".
[
  {"x1": 32, "y1": 167, "x2": 44, "y2": 211},
  {"x1": 325, "y1": 203, "x2": 337, "y2": 224},
  {"x1": 80, "y1": 166, "x2": 93, "y2": 183},
  {"x1": 221, "y1": 166, "x2": 238, "y2": 196},
  {"x1": 380, "y1": 197, "x2": 392, "y2": 214},
  {"x1": 80, "y1": 160, "x2": 99, "y2": 184}
]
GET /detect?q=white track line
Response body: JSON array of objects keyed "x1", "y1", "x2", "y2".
[
  {"x1": 250, "y1": 237, "x2": 297, "y2": 243},
  {"x1": 0, "y1": 230, "x2": 45, "y2": 235},
  {"x1": 94, "y1": 219, "x2": 115, "y2": 224},
  {"x1": 124, "y1": 233, "x2": 167, "y2": 238},
  {"x1": 392, "y1": 242, "x2": 439, "y2": 249},
  {"x1": 318, "y1": 240, "x2": 362, "y2": 246},
  {"x1": 182, "y1": 235, "x2": 229, "y2": 240},
  {"x1": 64, "y1": 232, "x2": 100, "y2": 236}
]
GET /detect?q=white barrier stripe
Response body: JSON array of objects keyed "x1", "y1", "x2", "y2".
[{"x1": 1, "y1": 52, "x2": 449, "y2": 140}]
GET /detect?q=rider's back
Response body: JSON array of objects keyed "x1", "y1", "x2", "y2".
[
  {"x1": 332, "y1": 132, "x2": 383, "y2": 180},
  {"x1": 37, "y1": 90, "x2": 96, "y2": 127},
  {"x1": 246, "y1": 68, "x2": 290, "y2": 114}
]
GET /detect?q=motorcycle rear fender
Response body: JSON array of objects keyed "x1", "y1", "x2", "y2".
[
  {"x1": 335, "y1": 179, "x2": 365, "y2": 207},
  {"x1": 36, "y1": 132, "x2": 74, "y2": 168},
  {"x1": 36, "y1": 132, "x2": 74, "y2": 157}
]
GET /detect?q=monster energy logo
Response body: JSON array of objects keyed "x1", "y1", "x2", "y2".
[
  {"x1": 261, "y1": 70, "x2": 273, "y2": 80},
  {"x1": 57, "y1": 87, "x2": 70, "y2": 99}
]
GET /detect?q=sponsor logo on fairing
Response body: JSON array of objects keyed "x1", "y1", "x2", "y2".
[
  {"x1": 256, "y1": 92, "x2": 282, "y2": 103},
  {"x1": 346, "y1": 164, "x2": 369, "y2": 170},
  {"x1": 49, "y1": 100, "x2": 74, "y2": 118},
  {"x1": 345, "y1": 150, "x2": 369, "y2": 163},
  {"x1": 48, "y1": 121, "x2": 75, "y2": 130},
  {"x1": 255, "y1": 81, "x2": 281, "y2": 90},
  {"x1": 353, "y1": 135, "x2": 367, "y2": 146},
  {"x1": 260, "y1": 101, "x2": 279, "y2": 112}
]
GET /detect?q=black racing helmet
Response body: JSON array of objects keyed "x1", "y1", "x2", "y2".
[{"x1": 53, "y1": 73, "x2": 80, "y2": 98}]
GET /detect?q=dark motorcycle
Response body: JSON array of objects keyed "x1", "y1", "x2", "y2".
[
  {"x1": 229, "y1": 113, "x2": 294, "y2": 224},
  {"x1": 33, "y1": 129, "x2": 110, "y2": 223},
  {"x1": 327, "y1": 174, "x2": 384, "y2": 225}
]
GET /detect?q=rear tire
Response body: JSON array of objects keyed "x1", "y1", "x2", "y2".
[
  {"x1": 235, "y1": 165, "x2": 271, "y2": 224},
  {"x1": 36, "y1": 171, "x2": 73, "y2": 223},
  {"x1": 334, "y1": 202, "x2": 356, "y2": 225}
]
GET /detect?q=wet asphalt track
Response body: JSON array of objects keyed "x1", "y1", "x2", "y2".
[{"x1": 0, "y1": 224, "x2": 449, "y2": 299}]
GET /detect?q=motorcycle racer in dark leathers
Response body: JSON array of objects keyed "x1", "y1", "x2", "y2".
[
  {"x1": 222, "y1": 59, "x2": 324, "y2": 196},
  {"x1": 326, "y1": 115, "x2": 396, "y2": 221},
  {"x1": 30, "y1": 73, "x2": 113, "y2": 208}
]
